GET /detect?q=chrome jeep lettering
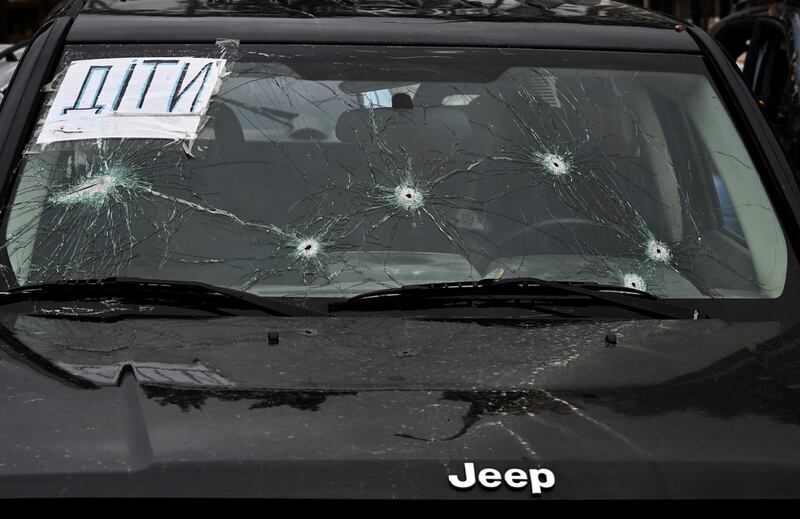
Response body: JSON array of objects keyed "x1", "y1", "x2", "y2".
[
  {"x1": 448, "y1": 461, "x2": 477, "y2": 489},
  {"x1": 448, "y1": 462, "x2": 555, "y2": 495}
]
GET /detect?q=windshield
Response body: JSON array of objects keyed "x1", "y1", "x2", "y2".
[{"x1": 0, "y1": 44, "x2": 790, "y2": 302}]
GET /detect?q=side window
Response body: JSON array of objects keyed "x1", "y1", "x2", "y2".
[
  {"x1": 745, "y1": 19, "x2": 791, "y2": 124},
  {"x1": 713, "y1": 173, "x2": 745, "y2": 237},
  {"x1": 713, "y1": 18, "x2": 757, "y2": 74},
  {"x1": 679, "y1": 112, "x2": 746, "y2": 239},
  {"x1": 0, "y1": 42, "x2": 28, "y2": 105}
]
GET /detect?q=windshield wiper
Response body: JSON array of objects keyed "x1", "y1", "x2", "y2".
[
  {"x1": 0, "y1": 277, "x2": 325, "y2": 317},
  {"x1": 329, "y1": 277, "x2": 703, "y2": 320}
]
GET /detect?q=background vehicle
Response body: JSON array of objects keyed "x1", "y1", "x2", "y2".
[
  {"x1": 0, "y1": 0, "x2": 800, "y2": 499},
  {"x1": 712, "y1": 0, "x2": 800, "y2": 170},
  {"x1": 0, "y1": 41, "x2": 27, "y2": 104}
]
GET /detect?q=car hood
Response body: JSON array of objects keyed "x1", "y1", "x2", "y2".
[{"x1": 1, "y1": 313, "x2": 800, "y2": 498}]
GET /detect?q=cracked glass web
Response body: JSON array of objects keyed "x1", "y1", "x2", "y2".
[{"x1": 0, "y1": 44, "x2": 789, "y2": 301}]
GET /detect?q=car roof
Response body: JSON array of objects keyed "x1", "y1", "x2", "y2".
[
  {"x1": 62, "y1": 0, "x2": 700, "y2": 53},
  {"x1": 73, "y1": 0, "x2": 675, "y2": 24}
]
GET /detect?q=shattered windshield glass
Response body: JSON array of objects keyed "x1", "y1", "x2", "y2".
[{"x1": 0, "y1": 44, "x2": 789, "y2": 301}]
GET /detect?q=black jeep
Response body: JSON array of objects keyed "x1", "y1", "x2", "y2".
[{"x1": 0, "y1": 0, "x2": 799, "y2": 499}]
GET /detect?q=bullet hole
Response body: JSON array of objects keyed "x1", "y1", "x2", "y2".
[
  {"x1": 622, "y1": 273, "x2": 646, "y2": 291},
  {"x1": 536, "y1": 151, "x2": 571, "y2": 177},
  {"x1": 394, "y1": 184, "x2": 425, "y2": 210},
  {"x1": 294, "y1": 238, "x2": 321, "y2": 259},
  {"x1": 50, "y1": 170, "x2": 137, "y2": 207},
  {"x1": 645, "y1": 239, "x2": 672, "y2": 263}
]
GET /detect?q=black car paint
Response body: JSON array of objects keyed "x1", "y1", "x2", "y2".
[
  {"x1": 2, "y1": 314, "x2": 800, "y2": 498},
  {"x1": 75, "y1": 0, "x2": 679, "y2": 26},
  {"x1": 1, "y1": 0, "x2": 800, "y2": 499},
  {"x1": 65, "y1": 0, "x2": 695, "y2": 51}
]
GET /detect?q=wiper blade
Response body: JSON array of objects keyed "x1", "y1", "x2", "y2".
[
  {"x1": 0, "y1": 277, "x2": 325, "y2": 317},
  {"x1": 329, "y1": 277, "x2": 702, "y2": 320}
]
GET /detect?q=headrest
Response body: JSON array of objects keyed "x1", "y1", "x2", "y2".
[{"x1": 335, "y1": 106, "x2": 472, "y2": 148}]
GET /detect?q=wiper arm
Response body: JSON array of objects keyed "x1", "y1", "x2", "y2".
[
  {"x1": 0, "y1": 277, "x2": 325, "y2": 317},
  {"x1": 329, "y1": 277, "x2": 702, "y2": 320}
]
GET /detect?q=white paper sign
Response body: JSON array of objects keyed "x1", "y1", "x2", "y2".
[{"x1": 37, "y1": 57, "x2": 227, "y2": 144}]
